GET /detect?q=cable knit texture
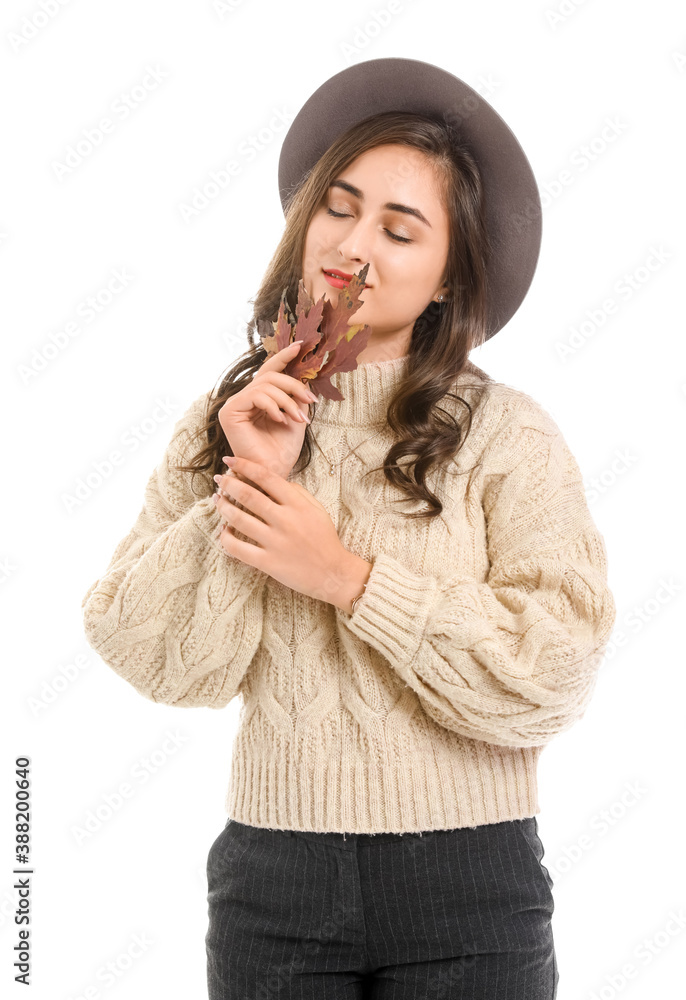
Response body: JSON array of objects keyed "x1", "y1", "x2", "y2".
[{"x1": 82, "y1": 355, "x2": 616, "y2": 833}]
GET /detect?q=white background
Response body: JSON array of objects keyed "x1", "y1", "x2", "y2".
[{"x1": 2, "y1": 0, "x2": 685, "y2": 997}]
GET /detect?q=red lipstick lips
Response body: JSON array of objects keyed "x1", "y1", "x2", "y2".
[{"x1": 322, "y1": 268, "x2": 370, "y2": 289}]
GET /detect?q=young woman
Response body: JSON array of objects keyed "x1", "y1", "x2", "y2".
[{"x1": 82, "y1": 59, "x2": 616, "y2": 999}]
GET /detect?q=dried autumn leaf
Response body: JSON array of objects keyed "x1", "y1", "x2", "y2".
[{"x1": 259, "y1": 263, "x2": 372, "y2": 401}]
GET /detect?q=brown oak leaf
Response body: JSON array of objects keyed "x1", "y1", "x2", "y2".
[{"x1": 259, "y1": 263, "x2": 372, "y2": 401}]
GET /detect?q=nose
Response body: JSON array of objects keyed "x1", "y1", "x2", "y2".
[{"x1": 335, "y1": 215, "x2": 375, "y2": 268}]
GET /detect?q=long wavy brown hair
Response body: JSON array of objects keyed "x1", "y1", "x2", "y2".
[{"x1": 175, "y1": 110, "x2": 496, "y2": 520}]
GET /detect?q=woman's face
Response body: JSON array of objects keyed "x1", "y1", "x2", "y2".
[{"x1": 301, "y1": 144, "x2": 451, "y2": 363}]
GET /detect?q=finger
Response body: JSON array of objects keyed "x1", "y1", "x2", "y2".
[
  {"x1": 218, "y1": 494, "x2": 270, "y2": 547},
  {"x1": 258, "y1": 340, "x2": 304, "y2": 373},
  {"x1": 252, "y1": 371, "x2": 318, "y2": 407},
  {"x1": 217, "y1": 521, "x2": 234, "y2": 554},
  {"x1": 269, "y1": 385, "x2": 311, "y2": 424},
  {"x1": 214, "y1": 489, "x2": 269, "y2": 548},
  {"x1": 227, "y1": 457, "x2": 290, "y2": 506},
  {"x1": 218, "y1": 473, "x2": 273, "y2": 525},
  {"x1": 249, "y1": 388, "x2": 290, "y2": 425},
  {"x1": 219, "y1": 523, "x2": 262, "y2": 570},
  {"x1": 252, "y1": 386, "x2": 310, "y2": 425}
]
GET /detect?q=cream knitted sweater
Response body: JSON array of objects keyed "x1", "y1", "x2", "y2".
[{"x1": 81, "y1": 355, "x2": 616, "y2": 834}]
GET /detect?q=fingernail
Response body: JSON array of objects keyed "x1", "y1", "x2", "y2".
[{"x1": 213, "y1": 474, "x2": 222, "y2": 484}]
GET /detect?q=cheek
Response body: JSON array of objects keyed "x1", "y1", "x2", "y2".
[
  {"x1": 302, "y1": 225, "x2": 326, "y2": 274},
  {"x1": 391, "y1": 259, "x2": 437, "y2": 300},
  {"x1": 304, "y1": 213, "x2": 336, "y2": 260}
]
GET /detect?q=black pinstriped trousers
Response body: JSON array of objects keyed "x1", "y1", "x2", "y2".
[{"x1": 205, "y1": 815, "x2": 558, "y2": 999}]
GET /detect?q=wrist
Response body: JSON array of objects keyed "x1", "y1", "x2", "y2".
[{"x1": 332, "y1": 554, "x2": 373, "y2": 615}]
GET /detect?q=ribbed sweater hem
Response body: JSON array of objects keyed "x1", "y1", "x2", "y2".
[{"x1": 224, "y1": 743, "x2": 541, "y2": 834}]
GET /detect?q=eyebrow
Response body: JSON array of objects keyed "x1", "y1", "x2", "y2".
[{"x1": 328, "y1": 179, "x2": 432, "y2": 228}]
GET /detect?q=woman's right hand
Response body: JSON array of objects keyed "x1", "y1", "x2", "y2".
[{"x1": 218, "y1": 341, "x2": 318, "y2": 481}]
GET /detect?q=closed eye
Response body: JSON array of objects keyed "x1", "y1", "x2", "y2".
[{"x1": 326, "y1": 208, "x2": 413, "y2": 244}]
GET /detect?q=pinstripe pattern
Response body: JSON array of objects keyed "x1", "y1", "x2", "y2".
[{"x1": 206, "y1": 816, "x2": 558, "y2": 998}]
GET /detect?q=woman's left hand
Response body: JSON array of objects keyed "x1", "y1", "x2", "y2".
[{"x1": 213, "y1": 457, "x2": 353, "y2": 606}]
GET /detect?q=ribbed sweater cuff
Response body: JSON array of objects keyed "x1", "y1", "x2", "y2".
[{"x1": 347, "y1": 551, "x2": 438, "y2": 665}]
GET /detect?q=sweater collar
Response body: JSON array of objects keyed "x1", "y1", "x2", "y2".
[{"x1": 313, "y1": 354, "x2": 409, "y2": 427}]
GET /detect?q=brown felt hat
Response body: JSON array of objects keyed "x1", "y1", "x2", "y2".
[{"x1": 277, "y1": 57, "x2": 542, "y2": 341}]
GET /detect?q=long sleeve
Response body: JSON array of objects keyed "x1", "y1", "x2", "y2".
[
  {"x1": 346, "y1": 393, "x2": 616, "y2": 749},
  {"x1": 81, "y1": 390, "x2": 268, "y2": 708}
]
